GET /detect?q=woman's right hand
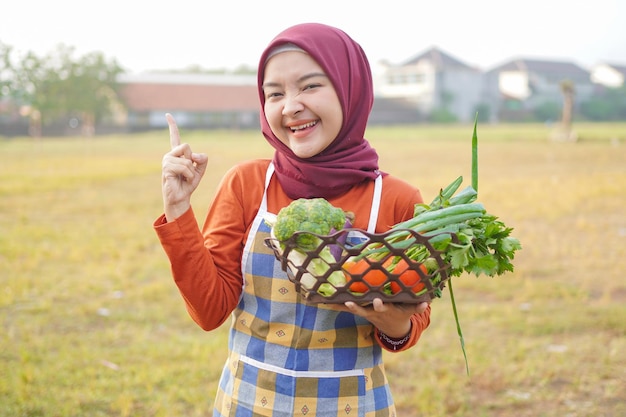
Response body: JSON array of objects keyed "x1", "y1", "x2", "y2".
[{"x1": 162, "y1": 113, "x2": 208, "y2": 221}]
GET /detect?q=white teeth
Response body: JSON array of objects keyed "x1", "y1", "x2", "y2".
[{"x1": 291, "y1": 121, "x2": 317, "y2": 131}]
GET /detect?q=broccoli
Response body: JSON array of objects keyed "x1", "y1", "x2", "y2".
[
  {"x1": 273, "y1": 198, "x2": 347, "y2": 250},
  {"x1": 265, "y1": 198, "x2": 350, "y2": 297}
]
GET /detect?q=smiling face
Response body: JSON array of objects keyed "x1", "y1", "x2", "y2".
[{"x1": 262, "y1": 51, "x2": 343, "y2": 159}]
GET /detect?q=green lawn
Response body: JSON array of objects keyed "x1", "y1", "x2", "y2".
[{"x1": 1, "y1": 122, "x2": 625, "y2": 416}]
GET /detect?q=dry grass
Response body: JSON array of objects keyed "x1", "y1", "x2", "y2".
[{"x1": 1, "y1": 123, "x2": 624, "y2": 416}]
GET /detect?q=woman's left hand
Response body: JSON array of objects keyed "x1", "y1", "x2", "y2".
[{"x1": 330, "y1": 299, "x2": 429, "y2": 338}]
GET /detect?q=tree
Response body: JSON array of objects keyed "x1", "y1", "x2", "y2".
[
  {"x1": 0, "y1": 43, "x2": 124, "y2": 137},
  {"x1": 533, "y1": 101, "x2": 561, "y2": 122},
  {"x1": 13, "y1": 50, "x2": 48, "y2": 137},
  {"x1": 430, "y1": 90, "x2": 458, "y2": 123},
  {"x1": 54, "y1": 46, "x2": 124, "y2": 135},
  {"x1": 549, "y1": 79, "x2": 577, "y2": 141},
  {"x1": 0, "y1": 42, "x2": 14, "y2": 98},
  {"x1": 559, "y1": 79, "x2": 576, "y2": 141},
  {"x1": 580, "y1": 86, "x2": 626, "y2": 121}
]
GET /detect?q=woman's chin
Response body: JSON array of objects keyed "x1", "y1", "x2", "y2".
[{"x1": 290, "y1": 146, "x2": 319, "y2": 159}]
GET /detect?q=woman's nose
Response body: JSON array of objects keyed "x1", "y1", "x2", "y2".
[{"x1": 282, "y1": 94, "x2": 305, "y2": 116}]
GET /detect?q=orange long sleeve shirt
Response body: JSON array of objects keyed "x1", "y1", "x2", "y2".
[{"x1": 154, "y1": 159, "x2": 431, "y2": 351}]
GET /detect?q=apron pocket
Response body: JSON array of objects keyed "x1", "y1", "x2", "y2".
[{"x1": 226, "y1": 357, "x2": 367, "y2": 416}]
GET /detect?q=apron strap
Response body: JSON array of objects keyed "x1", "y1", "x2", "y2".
[
  {"x1": 263, "y1": 162, "x2": 382, "y2": 233},
  {"x1": 259, "y1": 162, "x2": 275, "y2": 212},
  {"x1": 366, "y1": 175, "x2": 383, "y2": 233}
]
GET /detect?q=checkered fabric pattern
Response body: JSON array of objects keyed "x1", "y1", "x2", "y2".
[{"x1": 212, "y1": 218, "x2": 398, "y2": 416}]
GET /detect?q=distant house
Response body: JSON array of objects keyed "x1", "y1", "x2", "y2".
[
  {"x1": 369, "y1": 97, "x2": 428, "y2": 125},
  {"x1": 482, "y1": 58, "x2": 594, "y2": 121},
  {"x1": 374, "y1": 47, "x2": 483, "y2": 123},
  {"x1": 590, "y1": 62, "x2": 626, "y2": 88},
  {"x1": 117, "y1": 71, "x2": 429, "y2": 129},
  {"x1": 114, "y1": 54, "x2": 604, "y2": 130},
  {"x1": 117, "y1": 73, "x2": 260, "y2": 131}
]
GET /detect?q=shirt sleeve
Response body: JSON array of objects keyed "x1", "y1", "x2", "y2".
[
  {"x1": 375, "y1": 305, "x2": 431, "y2": 352},
  {"x1": 153, "y1": 162, "x2": 266, "y2": 331}
]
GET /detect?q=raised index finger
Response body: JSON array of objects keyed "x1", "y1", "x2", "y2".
[{"x1": 165, "y1": 113, "x2": 181, "y2": 149}]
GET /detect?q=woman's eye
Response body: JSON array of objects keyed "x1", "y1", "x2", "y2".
[
  {"x1": 303, "y1": 83, "x2": 321, "y2": 91},
  {"x1": 266, "y1": 91, "x2": 283, "y2": 99}
]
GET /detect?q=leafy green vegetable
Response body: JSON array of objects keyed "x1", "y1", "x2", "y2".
[
  {"x1": 416, "y1": 186, "x2": 521, "y2": 278},
  {"x1": 354, "y1": 117, "x2": 520, "y2": 375},
  {"x1": 362, "y1": 176, "x2": 521, "y2": 279}
]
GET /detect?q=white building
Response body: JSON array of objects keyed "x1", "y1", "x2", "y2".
[
  {"x1": 374, "y1": 47, "x2": 483, "y2": 123},
  {"x1": 590, "y1": 63, "x2": 626, "y2": 88}
]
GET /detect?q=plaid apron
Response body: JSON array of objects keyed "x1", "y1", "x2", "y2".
[{"x1": 214, "y1": 164, "x2": 396, "y2": 417}]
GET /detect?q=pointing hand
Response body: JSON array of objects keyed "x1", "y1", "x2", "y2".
[{"x1": 161, "y1": 113, "x2": 208, "y2": 221}]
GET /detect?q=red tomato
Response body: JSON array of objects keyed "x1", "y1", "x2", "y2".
[
  {"x1": 343, "y1": 258, "x2": 388, "y2": 293},
  {"x1": 389, "y1": 259, "x2": 427, "y2": 294}
]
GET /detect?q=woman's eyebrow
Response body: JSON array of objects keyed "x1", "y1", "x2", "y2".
[
  {"x1": 262, "y1": 72, "x2": 328, "y2": 89},
  {"x1": 297, "y1": 72, "x2": 327, "y2": 83}
]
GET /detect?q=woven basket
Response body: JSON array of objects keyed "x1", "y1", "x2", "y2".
[{"x1": 264, "y1": 228, "x2": 452, "y2": 304}]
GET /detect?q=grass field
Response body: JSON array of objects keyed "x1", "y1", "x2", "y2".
[{"x1": 1, "y1": 122, "x2": 625, "y2": 416}]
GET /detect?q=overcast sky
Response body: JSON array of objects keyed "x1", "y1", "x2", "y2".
[{"x1": 3, "y1": 0, "x2": 626, "y2": 74}]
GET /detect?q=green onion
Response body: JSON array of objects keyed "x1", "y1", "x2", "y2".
[{"x1": 357, "y1": 116, "x2": 521, "y2": 375}]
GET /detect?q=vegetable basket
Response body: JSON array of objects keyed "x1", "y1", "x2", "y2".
[{"x1": 264, "y1": 228, "x2": 453, "y2": 304}]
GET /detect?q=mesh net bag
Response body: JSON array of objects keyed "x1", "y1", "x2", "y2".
[{"x1": 265, "y1": 228, "x2": 452, "y2": 304}]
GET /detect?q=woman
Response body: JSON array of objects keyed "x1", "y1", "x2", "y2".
[{"x1": 155, "y1": 22, "x2": 431, "y2": 416}]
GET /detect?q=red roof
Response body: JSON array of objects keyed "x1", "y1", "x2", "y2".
[{"x1": 119, "y1": 82, "x2": 259, "y2": 112}]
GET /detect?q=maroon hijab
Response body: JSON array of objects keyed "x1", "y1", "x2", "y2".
[{"x1": 257, "y1": 23, "x2": 381, "y2": 200}]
